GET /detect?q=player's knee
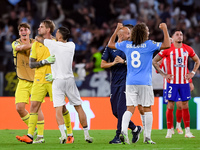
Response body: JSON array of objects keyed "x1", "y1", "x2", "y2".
[
  {"x1": 16, "y1": 103, "x2": 25, "y2": 113},
  {"x1": 182, "y1": 101, "x2": 188, "y2": 109}
]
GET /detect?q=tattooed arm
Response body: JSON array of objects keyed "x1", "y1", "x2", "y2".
[
  {"x1": 29, "y1": 57, "x2": 44, "y2": 69},
  {"x1": 29, "y1": 56, "x2": 55, "y2": 69}
]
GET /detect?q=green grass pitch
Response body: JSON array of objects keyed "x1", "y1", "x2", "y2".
[{"x1": 0, "y1": 129, "x2": 199, "y2": 150}]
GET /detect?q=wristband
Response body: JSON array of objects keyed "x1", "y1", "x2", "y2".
[
  {"x1": 191, "y1": 71, "x2": 195, "y2": 75},
  {"x1": 39, "y1": 61, "x2": 43, "y2": 66}
]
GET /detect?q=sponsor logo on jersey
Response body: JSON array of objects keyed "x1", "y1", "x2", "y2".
[{"x1": 174, "y1": 64, "x2": 185, "y2": 67}]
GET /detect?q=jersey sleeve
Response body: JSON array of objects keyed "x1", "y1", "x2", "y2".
[
  {"x1": 186, "y1": 45, "x2": 196, "y2": 57},
  {"x1": 158, "y1": 49, "x2": 167, "y2": 58},
  {"x1": 12, "y1": 41, "x2": 20, "y2": 57},
  {"x1": 101, "y1": 46, "x2": 110, "y2": 61},
  {"x1": 148, "y1": 40, "x2": 162, "y2": 52},
  {"x1": 115, "y1": 41, "x2": 126, "y2": 52},
  {"x1": 30, "y1": 42, "x2": 37, "y2": 59}
]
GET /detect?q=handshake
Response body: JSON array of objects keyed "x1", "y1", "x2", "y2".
[{"x1": 40, "y1": 55, "x2": 55, "y2": 65}]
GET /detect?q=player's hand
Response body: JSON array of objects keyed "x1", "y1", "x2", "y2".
[
  {"x1": 114, "y1": 55, "x2": 124, "y2": 64},
  {"x1": 164, "y1": 74, "x2": 173, "y2": 81},
  {"x1": 116, "y1": 23, "x2": 123, "y2": 31},
  {"x1": 45, "y1": 73, "x2": 53, "y2": 82},
  {"x1": 41, "y1": 55, "x2": 55, "y2": 65},
  {"x1": 159, "y1": 23, "x2": 167, "y2": 30},
  {"x1": 185, "y1": 72, "x2": 194, "y2": 80}
]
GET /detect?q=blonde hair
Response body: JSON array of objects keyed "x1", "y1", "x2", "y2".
[{"x1": 41, "y1": 19, "x2": 55, "y2": 34}]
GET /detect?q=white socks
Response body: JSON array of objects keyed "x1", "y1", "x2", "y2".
[
  {"x1": 144, "y1": 112, "x2": 153, "y2": 139},
  {"x1": 121, "y1": 111, "x2": 132, "y2": 136},
  {"x1": 83, "y1": 127, "x2": 89, "y2": 138},
  {"x1": 141, "y1": 114, "x2": 145, "y2": 128},
  {"x1": 59, "y1": 124, "x2": 66, "y2": 138},
  {"x1": 141, "y1": 114, "x2": 145, "y2": 138}
]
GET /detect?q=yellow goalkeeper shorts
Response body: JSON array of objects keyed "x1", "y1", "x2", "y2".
[
  {"x1": 15, "y1": 79, "x2": 33, "y2": 104},
  {"x1": 31, "y1": 82, "x2": 53, "y2": 102}
]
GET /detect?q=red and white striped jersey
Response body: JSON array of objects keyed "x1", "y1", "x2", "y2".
[
  {"x1": 160, "y1": 58, "x2": 167, "y2": 89},
  {"x1": 158, "y1": 43, "x2": 195, "y2": 84}
]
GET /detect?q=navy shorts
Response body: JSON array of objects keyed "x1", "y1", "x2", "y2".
[
  {"x1": 163, "y1": 89, "x2": 182, "y2": 104},
  {"x1": 166, "y1": 83, "x2": 191, "y2": 101}
]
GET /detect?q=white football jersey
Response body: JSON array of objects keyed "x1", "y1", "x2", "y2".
[{"x1": 44, "y1": 39, "x2": 75, "y2": 79}]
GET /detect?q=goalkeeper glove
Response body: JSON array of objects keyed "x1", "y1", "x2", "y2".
[
  {"x1": 40, "y1": 55, "x2": 55, "y2": 65},
  {"x1": 45, "y1": 73, "x2": 53, "y2": 82}
]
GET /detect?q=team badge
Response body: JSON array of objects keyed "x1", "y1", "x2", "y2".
[
  {"x1": 168, "y1": 94, "x2": 171, "y2": 98},
  {"x1": 14, "y1": 41, "x2": 20, "y2": 46}
]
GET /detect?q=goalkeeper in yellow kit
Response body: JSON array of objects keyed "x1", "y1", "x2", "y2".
[
  {"x1": 16, "y1": 20, "x2": 73, "y2": 144},
  {"x1": 12, "y1": 23, "x2": 44, "y2": 141}
]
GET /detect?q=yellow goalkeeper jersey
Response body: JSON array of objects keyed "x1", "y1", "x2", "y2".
[
  {"x1": 12, "y1": 38, "x2": 35, "y2": 81},
  {"x1": 30, "y1": 41, "x2": 51, "y2": 83}
]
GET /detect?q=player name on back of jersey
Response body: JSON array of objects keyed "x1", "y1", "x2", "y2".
[{"x1": 126, "y1": 43, "x2": 146, "y2": 48}]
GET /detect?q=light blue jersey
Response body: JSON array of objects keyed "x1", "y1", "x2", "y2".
[{"x1": 115, "y1": 40, "x2": 162, "y2": 85}]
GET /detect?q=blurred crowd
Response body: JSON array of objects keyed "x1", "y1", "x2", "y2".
[{"x1": 0, "y1": 0, "x2": 200, "y2": 75}]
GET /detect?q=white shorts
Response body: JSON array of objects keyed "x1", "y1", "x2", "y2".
[
  {"x1": 52, "y1": 78, "x2": 82, "y2": 107},
  {"x1": 126, "y1": 85, "x2": 154, "y2": 107}
]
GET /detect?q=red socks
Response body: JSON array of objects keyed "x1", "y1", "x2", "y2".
[
  {"x1": 176, "y1": 109, "x2": 182, "y2": 123},
  {"x1": 166, "y1": 108, "x2": 174, "y2": 129},
  {"x1": 182, "y1": 108, "x2": 190, "y2": 128}
]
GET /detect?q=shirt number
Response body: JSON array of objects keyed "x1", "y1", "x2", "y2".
[{"x1": 131, "y1": 51, "x2": 141, "y2": 68}]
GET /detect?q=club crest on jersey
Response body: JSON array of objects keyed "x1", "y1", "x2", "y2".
[
  {"x1": 168, "y1": 94, "x2": 171, "y2": 98},
  {"x1": 177, "y1": 57, "x2": 182, "y2": 63},
  {"x1": 14, "y1": 41, "x2": 20, "y2": 46},
  {"x1": 183, "y1": 52, "x2": 188, "y2": 56},
  {"x1": 152, "y1": 41, "x2": 160, "y2": 47}
]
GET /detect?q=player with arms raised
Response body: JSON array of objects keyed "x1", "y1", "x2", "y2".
[{"x1": 108, "y1": 22, "x2": 170, "y2": 144}]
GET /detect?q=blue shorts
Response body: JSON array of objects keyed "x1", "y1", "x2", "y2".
[
  {"x1": 166, "y1": 83, "x2": 191, "y2": 101},
  {"x1": 163, "y1": 89, "x2": 182, "y2": 104}
]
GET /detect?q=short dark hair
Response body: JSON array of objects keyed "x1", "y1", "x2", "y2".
[
  {"x1": 58, "y1": 26, "x2": 70, "y2": 41},
  {"x1": 124, "y1": 24, "x2": 134, "y2": 30},
  {"x1": 170, "y1": 29, "x2": 183, "y2": 37}
]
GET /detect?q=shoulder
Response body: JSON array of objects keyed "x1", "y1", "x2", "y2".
[
  {"x1": 32, "y1": 41, "x2": 37, "y2": 47},
  {"x1": 105, "y1": 46, "x2": 112, "y2": 51},
  {"x1": 67, "y1": 41, "x2": 75, "y2": 47},
  {"x1": 147, "y1": 40, "x2": 161, "y2": 46},
  {"x1": 183, "y1": 44, "x2": 193, "y2": 50},
  {"x1": 32, "y1": 41, "x2": 40, "y2": 50},
  {"x1": 68, "y1": 41, "x2": 75, "y2": 45},
  {"x1": 30, "y1": 38, "x2": 35, "y2": 43},
  {"x1": 12, "y1": 40, "x2": 20, "y2": 46}
]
